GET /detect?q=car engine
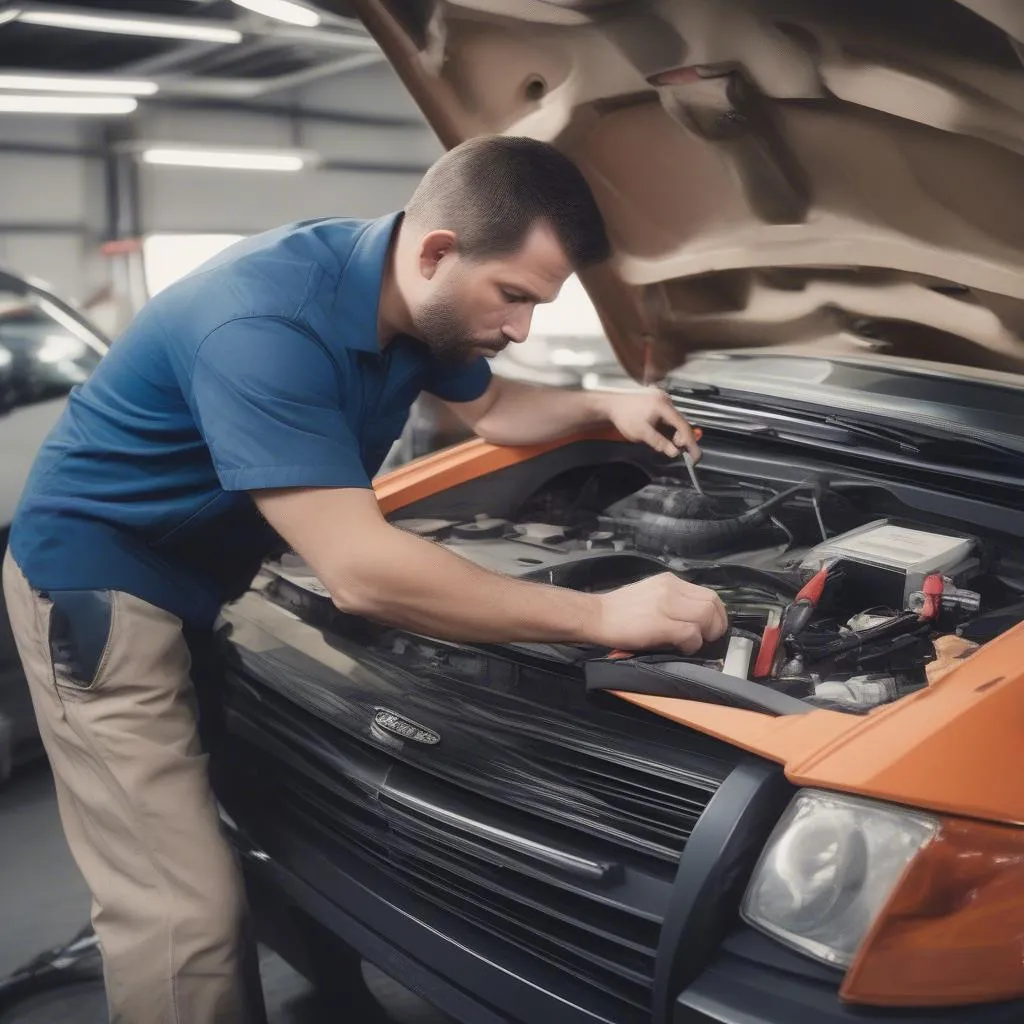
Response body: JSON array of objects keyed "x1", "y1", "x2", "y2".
[{"x1": 361, "y1": 460, "x2": 1024, "y2": 714}]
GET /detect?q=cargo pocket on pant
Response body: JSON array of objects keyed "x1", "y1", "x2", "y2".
[{"x1": 47, "y1": 590, "x2": 117, "y2": 694}]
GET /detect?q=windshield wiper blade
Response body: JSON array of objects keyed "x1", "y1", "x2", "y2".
[
  {"x1": 797, "y1": 409, "x2": 1022, "y2": 461},
  {"x1": 671, "y1": 386, "x2": 1024, "y2": 460},
  {"x1": 673, "y1": 399, "x2": 917, "y2": 453},
  {"x1": 822, "y1": 415, "x2": 920, "y2": 454}
]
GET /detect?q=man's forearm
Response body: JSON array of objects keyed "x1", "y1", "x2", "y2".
[
  {"x1": 327, "y1": 521, "x2": 602, "y2": 643},
  {"x1": 470, "y1": 379, "x2": 616, "y2": 445},
  {"x1": 255, "y1": 486, "x2": 726, "y2": 655}
]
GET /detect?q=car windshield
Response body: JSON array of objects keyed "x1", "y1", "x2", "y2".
[{"x1": 0, "y1": 290, "x2": 103, "y2": 414}]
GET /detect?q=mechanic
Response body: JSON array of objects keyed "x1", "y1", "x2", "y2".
[{"x1": 2, "y1": 135, "x2": 726, "y2": 1023}]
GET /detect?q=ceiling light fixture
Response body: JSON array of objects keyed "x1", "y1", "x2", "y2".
[
  {"x1": 0, "y1": 94, "x2": 138, "y2": 115},
  {"x1": 230, "y1": 0, "x2": 321, "y2": 28},
  {"x1": 141, "y1": 147, "x2": 307, "y2": 172},
  {"x1": 0, "y1": 73, "x2": 158, "y2": 95},
  {"x1": 17, "y1": 9, "x2": 243, "y2": 44}
]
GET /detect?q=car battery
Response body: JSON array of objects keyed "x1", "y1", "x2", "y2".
[{"x1": 799, "y1": 520, "x2": 979, "y2": 612}]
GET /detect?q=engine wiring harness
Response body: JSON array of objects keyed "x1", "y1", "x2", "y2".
[{"x1": 580, "y1": 465, "x2": 1000, "y2": 712}]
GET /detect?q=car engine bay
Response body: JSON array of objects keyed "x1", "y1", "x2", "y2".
[{"x1": 365, "y1": 456, "x2": 1024, "y2": 715}]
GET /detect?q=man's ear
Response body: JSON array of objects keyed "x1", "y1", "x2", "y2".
[{"x1": 418, "y1": 230, "x2": 457, "y2": 280}]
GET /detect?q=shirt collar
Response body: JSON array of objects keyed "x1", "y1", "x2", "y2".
[{"x1": 334, "y1": 210, "x2": 403, "y2": 354}]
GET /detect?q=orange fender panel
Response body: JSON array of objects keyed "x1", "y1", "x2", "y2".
[
  {"x1": 613, "y1": 617, "x2": 1024, "y2": 824},
  {"x1": 374, "y1": 427, "x2": 625, "y2": 515}
]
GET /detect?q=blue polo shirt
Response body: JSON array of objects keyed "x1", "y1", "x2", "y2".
[{"x1": 9, "y1": 213, "x2": 491, "y2": 626}]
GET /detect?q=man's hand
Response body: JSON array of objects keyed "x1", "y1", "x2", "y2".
[
  {"x1": 598, "y1": 387, "x2": 700, "y2": 460},
  {"x1": 591, "y1": 573, "x2": 727, "y2": 654},
  {"x1": 445, "y1": 377, "x2": 700, "y2": 457}
]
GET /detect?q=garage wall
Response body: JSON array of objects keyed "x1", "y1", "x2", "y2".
[
  {"x1": 0, "y1": 118, "x2": 108, "y2": 303},
  {"x1": 138, "y1": 117, "x2": 439, "y2": 234},
  {"x1": 0, "y1": 61, "x2": 439, "y2": 308},
  {"x1": 297, "y1": 58, "x2": 429, "y2": 120},
  {"x1": 138, "y1": 64, "x2": 440, "y2": 234}
]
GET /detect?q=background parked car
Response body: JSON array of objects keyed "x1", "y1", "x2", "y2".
[{"x1": 0, "y1": 269, "x2": 109, "y2": 779}]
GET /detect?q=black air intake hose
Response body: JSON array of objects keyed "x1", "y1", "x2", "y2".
[
  {"x1": 628, "y1": 485, "x2": 721, "y2": 520},
  {"x1": 629, "y1": 479, "x2": 821, "y2": 557},
  {"x1": 630, "y1": 509, "x2": 768, "y2": 556}
]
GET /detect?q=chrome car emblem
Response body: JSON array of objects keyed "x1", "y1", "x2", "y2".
[{"x1": 373, "y1": 709, "x2": 440, "y2": 746}]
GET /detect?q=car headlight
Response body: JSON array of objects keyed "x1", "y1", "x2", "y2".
[{"x1": 741, "y1": 789, "x2": 939, "y2": 968}]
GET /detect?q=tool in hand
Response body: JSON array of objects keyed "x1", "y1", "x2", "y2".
[
  {"x1": 682, "y1": 450, "x2": 704, "y2": 495},
  {"x1": 810, "y1": 477, "x2": 829, "y2": 542}
]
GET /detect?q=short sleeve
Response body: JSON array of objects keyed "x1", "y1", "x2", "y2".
[
  {"x1": 422, "y1": 354, "x2": 492, "y2": 403},
  {"x1": 189, "y1": 317, "x2": 371, "y2": 493}
]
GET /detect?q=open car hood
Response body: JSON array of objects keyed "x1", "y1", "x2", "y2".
[{"x1": 346, "y1": 0, "x2": 1024, "y2": 381}]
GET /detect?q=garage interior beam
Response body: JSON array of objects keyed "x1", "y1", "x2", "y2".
[
  {"x1": 35, "y1": 52, "x2": 386, "y2": 101},
  {"x1": 0, "y1": 140, "x2": 427, "y2": 174},
  {"x1": 120, "y1": 40, "x2": 226, "y2": 77},
  {"x1": 198, "y1": 51, "x2": 384, "y2": 97},
  {"x1": 0, "y1": 222, "x2": 96, "y2": 235},
  {"x1": 151, "y1": 96, "x2": 422, "y2": 128},
  {"x1": 0, "y1": 142, "x2": 103, "y2": 159},
  {"x1": 319, "y1": 158, "x2": 428, "y2": 173},
  {"x1": 0, "y1": 97, "x2": 421, "y2": 130}
]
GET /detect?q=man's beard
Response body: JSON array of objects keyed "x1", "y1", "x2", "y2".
[{"x1": 413, "y1": 289, "x2": 507, "y2": 365}]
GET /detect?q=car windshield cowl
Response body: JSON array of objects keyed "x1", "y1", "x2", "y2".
[
  {"x1": 666, "y1": 357, "x2": 1024, "y2": 465},
  {"x1": 666, "y1": 387, "x2": 1024, "y2": 486}
]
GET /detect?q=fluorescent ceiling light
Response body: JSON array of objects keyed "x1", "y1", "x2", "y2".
[
  {"x1": 0, "y1": 94, "x2": 138, "y2": 115},
  {"x1": 0, "y1": 73, "x2": 157, "y2": 96},
  {"x1": 18, "y1": 9, "x2": 243, "y2": 44},
  {"x1": 231, "y1": 0, "x2": 320, "y2": 28},
  {"x1": 141, "y1": 147, "x2": 307, "y2": 171}
]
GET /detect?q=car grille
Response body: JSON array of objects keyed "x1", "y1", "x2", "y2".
[{"x1": 219, "y1": 658, "x2": 731, "y2": 1022}]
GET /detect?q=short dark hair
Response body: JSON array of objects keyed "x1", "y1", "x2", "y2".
[{"x1": 405, "y1": 135, "x2": 610, "y2": 270}]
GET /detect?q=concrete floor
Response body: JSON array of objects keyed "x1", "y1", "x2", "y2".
[{"x1": 0, "y1": 762, "x2": 453, "y2": 1023}]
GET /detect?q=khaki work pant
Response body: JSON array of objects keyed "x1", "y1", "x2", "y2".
[{"x1": 3, "y1": 552, "x2": 264, "y2": 1023}]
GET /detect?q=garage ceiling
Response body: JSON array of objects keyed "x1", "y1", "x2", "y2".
[{"x1": 0, "y1": 0, "x2": 412, "y2": 123}]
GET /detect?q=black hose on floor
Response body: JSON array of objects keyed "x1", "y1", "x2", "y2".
[{"x1": 0, "y1": 924, "x2": 102, "y2": 1016}]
